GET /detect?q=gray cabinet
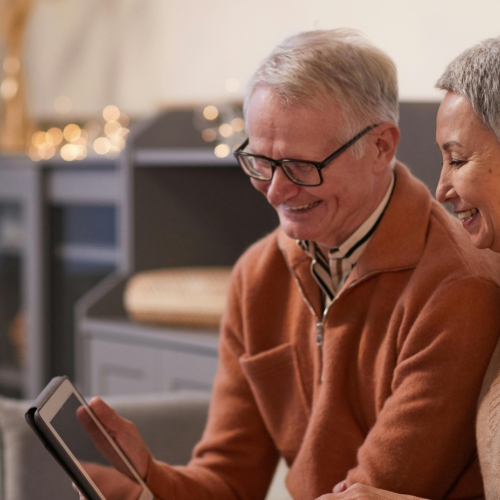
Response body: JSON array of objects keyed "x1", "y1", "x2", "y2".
[
  {"x1": 0, "y1": 157, "x2": 43, "y2": 398},
  {"x1": 0, "y1": 103, "x2": 443, "y2": 399},
  {"x1": 76, "y1": 109, "x2": 279, "y2": 396},
  {"x1": 0, "y1": 155, "x2": 126, "y2": 398}
]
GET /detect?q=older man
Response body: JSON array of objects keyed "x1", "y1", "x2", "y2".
[{"x1": 86, "y1": 30, "x2": 500, "y2": 500}]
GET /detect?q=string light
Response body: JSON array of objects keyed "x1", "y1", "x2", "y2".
[
  {"x1": 29, "y1": 104, "x2": 130, "y2": 162},
  {"x1": 218, "y1": 124, "x2": 233, "y2": 138},
  {"x1": 103, "y1": 104, "x2": 120, "y2": 122},
  {"x1": 202, "y1": 128, "x2": 217, "y2": 142},
  {"x1": 203, "y1": 105, "x2": 219, "y2": 120},
  {"x1": 231, "y1": 117, "x2": 245, "y2": 132},
  {"x1": 214, "y1": 144, "x2": 230, "y2": 158}
]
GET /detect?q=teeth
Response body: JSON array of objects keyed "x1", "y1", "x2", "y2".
[
  {"x1": 457, "y1": 208, "x2": 478, "y2": 221},
  {"x1": 286, "y1": 201, "x2": 320, "y2": 211}
]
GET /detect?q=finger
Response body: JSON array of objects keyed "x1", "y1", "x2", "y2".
[
  {"x1": 88, "y1": 397, "x2": 125, "y2": 434},
  {"x1": 71, "y1": 482, "x2": 85, "y2": 499},
  {"x1": 333, "y1": 480, "x2": 348, "y2": 493},
  {"x1": 87, "y1": 398, "x2": 152, "y2": 479}
]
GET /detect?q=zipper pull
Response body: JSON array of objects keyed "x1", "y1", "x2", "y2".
[{"x1": 316, "y1": 321, "x2": 324, "y2": 347}]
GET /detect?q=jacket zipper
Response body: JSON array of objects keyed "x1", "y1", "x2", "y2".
[
  {"x1": 280, "y1": 241, "x2": 416, "y2": 385},
  {"x1": 315, "y1": 268, "x2": 413, "y2": 381},
  {"x1": 316, "y1": 302, "x2": 333, "y2": 383}
]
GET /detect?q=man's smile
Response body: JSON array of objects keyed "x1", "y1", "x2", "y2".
[{"x1": 282, "y1": 201, "x2": 321, "y2": 212}]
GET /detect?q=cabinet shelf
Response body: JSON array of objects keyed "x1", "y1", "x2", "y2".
[
  {"x1": 134, "y1": 148, "x2": 237, "y2": 167},
  {"x1": 81, "y1": 316, "x2": 219, "y2": 354},
  {"x1": 54, "y1": 244, "x2": 120, "y2": 265}
]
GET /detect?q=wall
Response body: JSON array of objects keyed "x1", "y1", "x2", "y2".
[{"x1": 20, "y1": 0, "x2": 500, "y2": 119}]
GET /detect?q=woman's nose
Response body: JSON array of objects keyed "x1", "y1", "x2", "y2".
[{"x1": 436, "y1": 167, "x2": 456, "y2": 204}]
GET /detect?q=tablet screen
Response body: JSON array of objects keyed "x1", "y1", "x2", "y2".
[{"x1": 38, "y1": 381, "x2": 152, "y2": 500}]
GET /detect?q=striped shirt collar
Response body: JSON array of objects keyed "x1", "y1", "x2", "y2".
[{"x1": 299, "y1": 171, "x2": 395, "y2": 303}]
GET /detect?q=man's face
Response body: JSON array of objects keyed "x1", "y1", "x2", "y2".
[{"x1": 246, "y1": 87, "x2": 391, "y2": 251}]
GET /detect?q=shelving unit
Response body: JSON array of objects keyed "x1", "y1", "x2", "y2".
[
  {"x1": 76, "y1": 110, "x2": 280, "y2": 395},
  {"x1": 0, "y1": 156, "x2": 43, "y2": 398},
  {"x1": 0, "y1": 102, "x2": 443, "y2": 399},
  {"x1": 0, "y1": 154, "x2": 124, "y2": 398}
]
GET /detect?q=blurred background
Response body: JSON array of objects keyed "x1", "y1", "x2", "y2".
[
  {"x1": 0, "y1": 3, "x2": 498, "y2": 498},
  {"x1": 0, "y1": 0, "x2": 498, "y2": 404},
  {"x1": 17, "y1": 0, "x2": 500, "y2": 117}
]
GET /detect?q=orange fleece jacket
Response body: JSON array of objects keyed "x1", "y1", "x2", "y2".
[{"x1": 146, "y1": 164, "x2": 500, "y2": 500}]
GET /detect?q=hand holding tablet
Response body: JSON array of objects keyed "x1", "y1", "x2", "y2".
[{"x1": 25, "y1": 376, "x2": 154, "y2": 500}]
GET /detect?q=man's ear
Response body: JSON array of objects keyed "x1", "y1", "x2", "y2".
[{"x1": 372, "y1": 123, "x2": 400, "y2": 173}]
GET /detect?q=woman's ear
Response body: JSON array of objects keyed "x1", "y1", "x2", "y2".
[{"x1": 372, "y1": 123, "x2": 400, "y2": 173}]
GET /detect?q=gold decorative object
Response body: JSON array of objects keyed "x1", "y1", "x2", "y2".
[
  {"x1": 0, "y1": 0, "x2": 36, "y2": 152},
  {"x1": 124, "y1": 267, "x2": 232, "y2": 329}
]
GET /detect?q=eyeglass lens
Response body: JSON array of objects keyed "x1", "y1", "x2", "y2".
[{"x1": 240, "y1": 156, "x2": 321, "y2": 186}]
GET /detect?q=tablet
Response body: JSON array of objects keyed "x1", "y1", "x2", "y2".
[{"x1": 25, "y1": 376, "x2": 154, "y2": 500}]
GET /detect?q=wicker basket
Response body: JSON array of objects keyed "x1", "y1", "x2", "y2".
[{"x1": 124, "y1": 267, "x2": 232, "y2": 329}]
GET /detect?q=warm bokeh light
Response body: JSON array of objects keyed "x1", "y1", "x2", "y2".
[
  {"x1": 32, "y1": 131, "x2": 47, "y2": 147},
  {"x1": 118, "y1": 113, "x2": 130, "y2": 127},
  {"x1": 94, "y1": 137, "x2": 112, "y2": 155},
  {"x1": 54, "y1": 96, "x2": 72, "y2": 114},
  {"x1": 110, "y1": 136, "x2": 126, "y2": 150},
  {"x1": 218, "y1": 124, "x2": 233, "y2": 138},
  {"x1": 106, "y1": 144, "x2": 121, "y2": 158},
  {"x1": 46, "y1": 127, "x2": 64, "y2": 146},
  {"x1": 63, "y1": 124, "x2": 81, "y2": 143},
  {"x1": 231, "y1": 117, "x2": 245, "y2": 132},
  {"x1": 203, "y1": 105, "x2": 219, "y2": 121},
  {"x1": 37, "y1": 143, "x2": 56, "y2": 160},
  {"x1": 28, "y1": 146, "x2": 41, "y2": 161},
  {"x1": 104, "y1": 120, "x2": 121, "y2": 137},
  {"x1": 116, "y1": 127, "x2": 130, "y2": 137},
  {"x1": 225, "y1": 78, "x2": 240, "y2": 93},
  {"x1": 60, "y1": 143, "x2": 80, "y2": 161},
  {"x1": 202, "y1": 128, "x2": 217, "y2": 142},
  {"x1": 0, "y1": 77, "x2": 19, "y2": 100},
  {"x1": 103, "y1": 104, "x2": 120, "y2": 122},
  {"x1": 214, "y1": 144, "x2": 230, "y2": 158}
]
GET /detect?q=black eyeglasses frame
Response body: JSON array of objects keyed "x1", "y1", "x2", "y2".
[{"x1": 233, "y1": 123, "x2": 380, "y2": 187}]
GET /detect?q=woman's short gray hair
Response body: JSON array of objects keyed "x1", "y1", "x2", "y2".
[
  {"x1": 437, "y1": 37, "x2": 500, "y2": 142},
  {"x1": 244, "y1": 29, "x2": 399, "y2": 156}
]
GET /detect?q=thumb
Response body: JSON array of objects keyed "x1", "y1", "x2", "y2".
[{"x1": 333, "y1": 480, "x2": 348, "y2": 493}]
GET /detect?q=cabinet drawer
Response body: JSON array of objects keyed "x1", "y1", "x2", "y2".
[
  {"x1": 88, "y1": 336, "x2": 218, "y2": 396},
  {"x1": 89, "y1": 338, "x2": 162, "y2": 395},
  {"x1": 159, "y1": 349, "x2": 218, "y2": 392}
]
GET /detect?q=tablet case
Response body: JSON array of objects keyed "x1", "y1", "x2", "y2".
[{"x1": 25, "y1": 375, "x2": 103, "y2": 500}]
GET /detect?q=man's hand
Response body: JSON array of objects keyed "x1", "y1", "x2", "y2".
[
  {"x1": 74, "y1": 463, "x2": 143, "y2": 500},
  {"x1": 79, "y1": 397, "x2": 153, "y2": 479},
  {"x1": 316, "y1": 483, "x2": 428, "y2": 500}
]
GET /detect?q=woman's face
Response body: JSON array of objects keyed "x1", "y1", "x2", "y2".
[{"x1": 436, "y1": 92, "x2": 500, "y2": 252}]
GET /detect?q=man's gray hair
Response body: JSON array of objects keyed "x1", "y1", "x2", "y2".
[
  {"x1": 437, "y1": 37, "x2": 500, "y2": 142},
  {"x1": 244, "y1": 29, "x2": 399, "y2": 156}
]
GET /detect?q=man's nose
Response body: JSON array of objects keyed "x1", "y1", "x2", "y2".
[{"x1": 266, "y1": 166, "x2": 301, "y2": 202}]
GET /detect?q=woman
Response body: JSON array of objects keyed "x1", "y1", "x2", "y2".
[
  {"x1": 435, "y1": 36, "x2": 500, "y2": 500},
  {"x1": 318, "y1": 36, "x2": 500, "y2": 500}
]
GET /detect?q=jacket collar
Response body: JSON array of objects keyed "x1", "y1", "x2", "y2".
[{"x1": 277, "y1": 163, "x2": 432, "y2": 315}]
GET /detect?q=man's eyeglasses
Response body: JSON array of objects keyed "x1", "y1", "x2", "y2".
[{"x1": 233, "y1": 124, "x2": 379, "y2": 187}]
